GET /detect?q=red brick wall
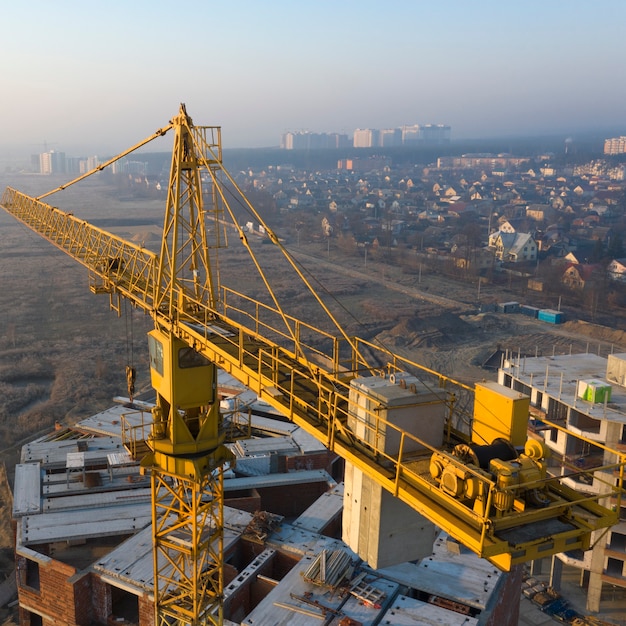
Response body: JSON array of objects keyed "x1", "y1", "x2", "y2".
[
  {"x1": 318, "y1": 511, "x2": 342, "y2": 538},
  {"x1": 224, "y1": 488, "x2": 261, "y2": 513},
  {"x1": 138, "y1": 594, "x2": 154, "y2": 626},
  {"x1": 16, "y1": 554, "x2": 155, "y2": 626},
  {"x1": 17, "y1": 555, "x2": 93, "y2": 625},
  {"x1": 90, "y1": 575, "x2": 111, "y2": 624},
  {"x1": 483, "y1": 564, "x2": 522, "y2": 626},
  {"x1": 284, "y1": 451, "x2": 336, "y2": 472},
  {"x1": 257, "y1": 481, "x2": 328, "y2": 517},
  {"x1": 223, "y1": 559, "x2": 272, "y2": 622},
  {"x1": 71, "y1": 572, "x2": 93, "y2": 625}
]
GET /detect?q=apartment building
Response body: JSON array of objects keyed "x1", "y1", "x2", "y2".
[
  {"x1": 498, "y1": 351, "x2": 626, "y2": 612},
  {"x1": 604, "y1": 136, "x2": 626, "y2": 155},
  {"x1": 39, "y1": 150, "x2": 66, "y2": 174},
  {"x1": 353, "y1": 128, "x2": 378, "y2": 148}
]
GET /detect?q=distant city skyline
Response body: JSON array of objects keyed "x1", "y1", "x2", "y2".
[
  {"x1": 281, "y1": 124, "x2": 451, "y2": 149},
  {"x1": 1, "y1": 1, "x2": 625, "y2": 161}
]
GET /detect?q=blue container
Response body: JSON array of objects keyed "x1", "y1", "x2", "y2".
[
  {"x1": 497, "y1": 301, "x2": 519, "y2": 314},
  {"x1": 520, "y1": 305, "x2": 540, "y2": 318},
  {"x1": 538, "y1": 309, "x2": 565, "y2": 324}
]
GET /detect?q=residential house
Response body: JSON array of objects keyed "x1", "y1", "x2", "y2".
[
  {"x1": 451, "y1": 247, "x2": 495, "y2": 272},
  {"x1": 607, "y1": 258, "x2": 626, "y2": 283},
  {"x1": 489, "y1": 231, "x2": 537, "y2": 263},
  {"x1": 561, "y1": 263, "x2": 602, "y2": 291},
  {"x1": 498, "y1": 219, "x2": 519, "y2": 234},
  {"x1": 540, "y1": 230, "x2": 572, "y2": 258},
  {"x1": 526, "y1": 204, "x2": 554, "y2": 222}
]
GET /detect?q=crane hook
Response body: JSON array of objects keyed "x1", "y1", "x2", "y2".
[{"x1": 126, "y1": 365, "x2": 136, "y2": 402}]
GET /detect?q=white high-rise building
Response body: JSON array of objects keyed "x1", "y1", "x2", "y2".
[
  {"x1": 39, "y1": 150, "x2": 66, "y2": 174},
  {"x1": 353, "y1": 128, "x2": 378, "y2": 148},
  {"x1": 604, "y1": 136, "x2": 626, "y2": 155}
]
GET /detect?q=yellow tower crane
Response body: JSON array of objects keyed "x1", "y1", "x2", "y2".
[{"x1": 1, "y1": 105, "x2": 624, "y2": 625}]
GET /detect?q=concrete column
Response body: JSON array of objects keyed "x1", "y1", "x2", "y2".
[
  {"x1": 580, "y1": 568, "x2": 589, "y2": 587},
  {"x1": 529, "y1": 558, "x2": 543, "y2": 576},
  {"x1": 587, "y1": 538, "x2": 605, "y2": 613},
  {"x1": 549, "y1": 555, "x2": 563, "y2": 591},
  {"x1": 586, "y1": 418, "x2": 621, "y2": 612}
]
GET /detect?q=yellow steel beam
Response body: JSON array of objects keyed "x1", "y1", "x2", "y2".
[
  {"x1": 167, "y1": 311, "x2": 621, "y2": 570},
  {"x1": 0, "y1": 187, "x2": 158, "y2": 313}
]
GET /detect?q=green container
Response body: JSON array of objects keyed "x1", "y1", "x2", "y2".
[{"x1": 578, "y1": 380, "x2": 612, "y2": 404}]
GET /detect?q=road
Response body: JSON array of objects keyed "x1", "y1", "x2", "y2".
[{"x1": 289, "y1": 246, "x2": 472, "y2": 312}]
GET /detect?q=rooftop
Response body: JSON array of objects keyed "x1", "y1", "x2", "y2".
[{"x1": 502, "y1": 351, "x2": 626, "y2": 427}]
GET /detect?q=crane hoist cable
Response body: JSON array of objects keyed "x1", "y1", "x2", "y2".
[
  {"x1": 190, "y1": 126, "x2": 373, "y2": 375},
  {"x1": 124, "y1": 299, "x2": 136, "y2": 402}
]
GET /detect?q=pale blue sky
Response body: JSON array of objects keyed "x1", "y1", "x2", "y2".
[{"x1": 1, "y1": 0, "x2": 625, "y2": 158}]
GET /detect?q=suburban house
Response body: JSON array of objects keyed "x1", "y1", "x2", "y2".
[
  {"x1": 526, "y1": 204, "x2": 555, "y2": 222},
  {"x1": 607, "y1": 258, "x2": 626, "y2": 283},
  {"x1": 488, "y1": 230, "x2": 537, "y2": 263},
  {"x1": 561, "y1": 263, "x2": 603, "y2": 291}
]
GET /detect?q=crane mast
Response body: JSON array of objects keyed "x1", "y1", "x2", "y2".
[
  {"x1": 1, "y1": 106, "x2": 625, "y2": 626},
  {"x1": 143, "y1": 106, "x2": 231, "y2": 625}
]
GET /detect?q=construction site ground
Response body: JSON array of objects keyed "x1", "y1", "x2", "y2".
[{"x1": 519, "y1": 565, "x2": 626, "y2": 626}]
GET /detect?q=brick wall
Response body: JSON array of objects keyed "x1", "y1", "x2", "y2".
[
  {"x1": 16, "y1": 554, "x2": 155, "y2": 626},
  {"x1": 17, "y1": 554, "x2": 87, "y2": 625},
  {"x1": 222, "y1": 559, "x2": 272, "y2": 622},
  {"x1": 90, "y1": 576, "x2": 111, "y2": 624},
  {"x1": 481, "y1": 564, "x2": 522, "y2": 626},
  {"x1": 137, "y1": 594, "x2": 154, "y2": 626},
  {"x1": 284, "y1": 451, "x2": 336, "y2": 473},
  {"x1": 257, "y1": 481, "x2": 329, "y2": 517},
  {"x1": 224, "y1": 488, "x2": 261, "y2": 513}
]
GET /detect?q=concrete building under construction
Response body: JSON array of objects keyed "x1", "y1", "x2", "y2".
[
  {"x1": 499, "y1": 350, "x2": 626, "y2": 614},
  {"x1": 11, "y1": 384, "x2": 522, "y2": 626}
]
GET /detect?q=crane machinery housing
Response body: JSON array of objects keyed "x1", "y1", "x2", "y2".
[{"x1": 1, "y1": 105, "x2": 624, "y2": 626}]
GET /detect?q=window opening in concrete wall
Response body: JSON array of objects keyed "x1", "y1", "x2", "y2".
[
  {"x1": 570, "y1": 408, "x2": 601, "y2": 434},
  {"x1": 547, "y1": 397, "x2": 568, "y2": 422},
  {"x1": 513, "y1": 379, "x2": 531, "y2": 397},
  {"x1": 609, "y1": 531, "x2": 626, "y2": 552},
  {"x1": 606, "y1": 557, "x2": 624, "y2": 577}
]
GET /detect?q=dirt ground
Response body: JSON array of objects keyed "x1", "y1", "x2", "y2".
[{"x1": 1, "y1": 174, "x2": 625, "y2": 623}]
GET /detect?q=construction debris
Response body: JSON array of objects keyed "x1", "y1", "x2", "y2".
[
  {"x1": 349, "y1": 579, "x2": 387, "y2": 609},
  {"x1": 289, "y1": 592, "x2": 342, "y2": 618},
  {"x1": 521, "y1": 575, "x2": 620, "y2": 626},
  {"x1": 241, "y1": 510, "x2": 282, "y2": 544},
  {"x1": 301, "y1": 548, "x2": 354, "y2": 589}
]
